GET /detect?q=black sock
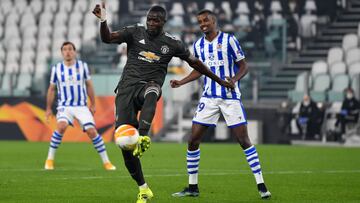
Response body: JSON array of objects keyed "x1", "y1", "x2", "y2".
[
  {"x1": 138, "y1": 92, "x2": 158, "y2": 135},
  {"x1": 122, "y1": 149, "x2": 145, "y2": 186}
]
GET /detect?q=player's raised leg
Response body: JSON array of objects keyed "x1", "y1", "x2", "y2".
[
  {"x1": 86, "y1": 127, "x2": 116, "y2": 170},
  {"x1": 172, "y1": 123, "x2": 207, "y2": 197},
  {"x1": 133, "y1": 82, "x2": 161, "y2": 158},
  {"x1": 45, "y1": 121, "x2": 67, "y2": 170},
  {"x1": 231, "y1": 125, "x2": 271, "y2": 199}
]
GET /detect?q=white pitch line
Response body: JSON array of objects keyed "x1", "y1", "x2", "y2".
[{"x1": 2, "y1": 169, "x2": 360, "y2": 182}]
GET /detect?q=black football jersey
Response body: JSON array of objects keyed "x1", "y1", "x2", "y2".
[{"x1": 113, "y1": 24, "x2": 190, "y2": 88}]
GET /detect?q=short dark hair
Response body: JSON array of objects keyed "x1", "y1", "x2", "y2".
[
  {"x1": 61, "y1": 41, "x2": 76, "y2": 51},
  {"x1": 197, "y1": 9, "x2": 216, "y2": 17},
  {"x1": 148, "y1": 5, "x2": 167, "y2": 21}
]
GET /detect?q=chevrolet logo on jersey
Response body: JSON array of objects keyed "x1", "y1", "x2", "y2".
[{"x1": 138, "y1": 51, "x2": 161, "y2": 63}]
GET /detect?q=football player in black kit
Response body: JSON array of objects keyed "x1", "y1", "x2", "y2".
[{"x1": 93, "y1": 3, "x2": 234, "y2": 203}]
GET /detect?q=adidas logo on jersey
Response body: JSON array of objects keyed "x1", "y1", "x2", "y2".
[{"x1": 139, "y1": 39, "x2": 145, "y2": 44}]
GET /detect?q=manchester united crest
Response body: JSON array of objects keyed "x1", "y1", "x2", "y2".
[{"x1": 161, "y1": 45, "x2": 169, "y2": 54}]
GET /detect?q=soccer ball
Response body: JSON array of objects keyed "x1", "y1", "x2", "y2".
[{"x1": 114, "y1": 124, "x2": 139, "y2": 151}]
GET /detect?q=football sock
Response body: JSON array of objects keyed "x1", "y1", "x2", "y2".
[
  {"x1": 92, "y1": 134, "x2": 110, "y2": 163},
  {"x1": 244, "y1": 145, "x2": 264, "y2": 184},
  {"x1": 47, "y1": 131, "x2": 63, "y2": 160},
  {"x1": 187, "y1": 149, "x2": 200, "y2": 187},
  {"x1": 122, "y1": 149, "x2": 145, "y2": 186},
  {"x1": 138, "y1": 92, "x2": 158, "y2": 135},
  {"x1": 139, "y1": 183, "x2": 148, "y2": 190}
]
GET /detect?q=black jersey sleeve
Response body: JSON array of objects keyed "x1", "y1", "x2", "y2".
[
  {"x1": 114, "y1": 24, "x2": 138, "y2": 44},
  {"x1": 174, "y1": 40, "x2": 191, "y2": 60}
]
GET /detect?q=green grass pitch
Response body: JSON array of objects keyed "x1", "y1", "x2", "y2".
[{"x1": 1, "y1": 141, "x2": 360, "y2": 202}]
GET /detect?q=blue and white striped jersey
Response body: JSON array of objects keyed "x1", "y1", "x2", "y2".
[
  {"x1": 193, "y1": 32, "x2": 245, "y2": 100},
  {"x1": 50, "y1": 60, "x2": 91, "y2": 107}
]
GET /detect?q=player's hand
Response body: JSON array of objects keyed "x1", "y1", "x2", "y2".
[
  {"x1": 170, "y1": 80, "x2": 182, "y2": 88},
  {"x1": 45, "y1": 108, "x2": 53, "y2": 123},
  {"x1": 92, "y1": 1, "x2": 106, "y2": 22},
  {"x1": 89, "y1": 105, "x2": 96, "y2": 115},
  {"x1": 222, "y1": 77, "x2": 235, "y2": 90}
]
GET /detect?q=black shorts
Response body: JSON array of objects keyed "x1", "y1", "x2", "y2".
[{"x1": 114, "y1": 82, "x2": 161, "y2": 128}]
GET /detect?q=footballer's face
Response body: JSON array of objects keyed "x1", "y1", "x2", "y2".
[
  {"x1": 61, "y1": 44, "x2": 76, "y2": 62},
  {"x1": 146, "y1": 11, "x2": 165, "y2": 37},
  {"x1": 197, "y1": 13, "x2": 216, "y2": 35}
]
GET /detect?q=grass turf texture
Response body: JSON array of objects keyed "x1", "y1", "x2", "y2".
[{"x1": 0, "y1": 141, "x2": 360, "y2": 202}]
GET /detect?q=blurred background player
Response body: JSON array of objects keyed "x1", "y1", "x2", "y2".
[
  {"x1": 44, "y1": 41, "x2": 116, "y2": 171},
  {"x1": 92, "y1": 3, "x2": 234, "y2": 203},
  {"x1": 170, "y1": 9, "x2": 271, "y2": 199}
]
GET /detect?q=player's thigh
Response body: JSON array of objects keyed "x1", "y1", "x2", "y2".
[
  {"x1": 72, "y1": 106, "x2": 96, "y2": 131},
  {"x1": 56, "y1": 106, "x2": 74, "y2": 126},
  {"x1": 115, "y1": 92, "x2": 138, "y2": 128},
  {"x1": 192, "y1": 97, "x2": 220, "y2": 126},
  {"x1": 219, "y1": 99, "x2": 247, "y2": 127}
]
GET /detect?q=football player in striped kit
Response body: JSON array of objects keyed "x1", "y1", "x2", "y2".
[
  {"x1": 171, "y1": 10, "x2": 271, "y2": 199},
  {"x1": 44, "y1": 41, "x2": 116, "y2": 171}
]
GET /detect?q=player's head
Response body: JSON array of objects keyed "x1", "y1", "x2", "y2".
[
  {"x1": 146, "y1": 5, "x2": 167, "y2": 37},
  {"x1": 345, "y1": 87, "x2": 354, "y2": 99},
  {"x1": 61, "y1": 41, "x2": 76, "y2": 61},
  {"x1": 197, "y1": 9, "x2": 217, "y2": 35}
]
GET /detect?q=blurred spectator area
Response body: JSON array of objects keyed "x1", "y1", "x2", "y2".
[{"x1": 0, "y1": 0, "x2": 346, "y2": 97}]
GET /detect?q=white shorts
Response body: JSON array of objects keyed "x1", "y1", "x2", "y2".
[
  {"x1": 56, "y1": 106, "x2": 95, "y2": 131},
  {"x1": 192, "y1": 97, "x2": 247, "y2": 128}
]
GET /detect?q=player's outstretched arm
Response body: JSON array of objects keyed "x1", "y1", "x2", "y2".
[
  {"x1": 170, "y1": 70, "x2": 202, "y2": 88},
  {"x1": 184, "y1": 55, "x2": 234, "y2": 89},
  {"x1": 92, "y1": 2, "x2": 121, "y2": 43}
]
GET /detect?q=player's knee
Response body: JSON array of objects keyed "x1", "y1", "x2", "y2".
[
  {"x1": 57, "y1": 121, "x2": 68, "y2": 134},
  {"x1": 144, "y1": 81, "x2": 161, "y2": 100},
  {"x1": 86, "y1": 127, "x2": 98, "y2": 139},
  {"x1": 188, "y1": 136, "x2": 201, "y2": 150}
]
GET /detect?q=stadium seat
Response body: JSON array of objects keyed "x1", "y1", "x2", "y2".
[
  {"x1": 309, "y1": 60, "x2": 328, "y2": 87},
  {"x1": 310, "y1": 74, "x2": 331, "y2": 102},
  {"x1": 170, "y1": 2, "x2": 185, "y2": 16},
  {"x1": 342, "y1": 34, "x2": 358, "y2": 53},
  {"x1": 108, "y1": 0, "x2": 119, "y2": 13},
  {"x1": 327, "y1": 47, "x2": 343, "y2": 66},
  {"x1": 30, "y1": 0, "x2": 43, "y2": 16},
  {"x1": 20, "y1": 8, "x2": 36, "y2": 33},
  {"x1": 54, "y1": 12, "x2": 68, "y2": 27},
  {"x1": 204, "y1": 1, "x2": 215, "y2": 11},
  {"x1": 52, "y1": 25, "x2": 67, "y2": 40},
  {"x1": 221, "y1": 1, "x2": 232, "y2": 20},
  {"x1": 327, "y1": 74, "x2": 349, "y2": 102},
  {"x1": 348, "y1": 62, "x2": 360, "y2": 79},
  {"x1": 300, "y1": 12, "x2": 318, "y2": 38},
  {"x1": 5, "y1": 61, "x2": 20, "y2": 74},
  {"x1": 6, "y1": 50, "x2": 21, "y2": 64},
  {"x1": 4, "y1": 25, "x2": 20, "y2": 42},
  {"x1": 23, "y1": 26, "x2": 38, "y2": 40},
  {"x1": 236, "y1": 1, "x2": 250, "y2": 15},
  {"x1": 69, "y1": 12, "x2": 83, "y2": 27},
  {"x1": 345, "y1": 48, "x2": 360, "y2": 66},
  {"x1": 305, "y1": 0, "x2": 317, "y2": 12},
  {"x1": 323, "y1": 102, "x2": 342, "y2": 134},
  {"x1": 59, "y1": 0, "x2": 73, "y2": 13},
  {"x1": 44, "y1": 0, "x2": 58, "y2": 12},
  {"x1": 351, "y1": 74, "x2": 360, "y2": 98},
  {"x1": 0, "y1": 1, "x2": 13, "y2": 16},
  {"x1": 13, "y1": 74, "x2": 32, "y2": 97},
  {"x1": 39, "y1": 12, "x2": 53, "y2": 26},
  {"x1": 288, "y1": 72, "x2": 309, "y2": 102},
  {"x1": 0, "y1": 73, "x2": 14, "y2": 96},
  {"x1": 14, "y1": 0, "x2": 28, "y2": 14},
  {"x1": 0, "y1": 61, "x2": 4, "y2": 74},
  {"x1": 74, "y1": 0, "x2": 89, "y2": 13},
  {"x1": 329, "y1": 61, "x2": 346, "y2": 79},
  {"x1": 0, "y1": 44, "x2": 4, "y2": 64},
  {"x1": 20, "y1": 61, "x2": 35, "y2": 74},
  {"x1": 270, "y1": 0, "x2": 282, "y2": 13}
]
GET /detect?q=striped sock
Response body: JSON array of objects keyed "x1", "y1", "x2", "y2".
[
  {"x1": 92, "y1": 134, "x2": 110, "y2": 163},
  {"x1": 187, "y1": 149, "x2": 200, "y2": 185},
  {"x1": 244, "y1": 145, "x2": 264, "y2": 184},
  {"x1": 47, "y1": 131, "x2": 63, "y2": 160}
]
